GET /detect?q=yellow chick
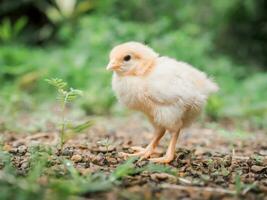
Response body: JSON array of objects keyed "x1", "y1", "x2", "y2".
[{"x1": 107, "y1": 42, "x2": 218, "y2": 163}]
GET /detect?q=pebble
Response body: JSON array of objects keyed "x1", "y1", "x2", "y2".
[
  {"x1": 136, "y1": 160, "x2": 148, "y2": 167},
  {"x1": 150, "y1": 173, "x2": 176, "y2": 181},
  {"x1": 18, "y1": 145, "x2": 27, "y2": 155},
  {"x1": 71, "y1": 154, "x2": 83, "y2": 163},
  {"x1": 77, "y1": 162, "x2": 90, "y2": 168},
  {"x1": 107, "y1": 157, "x2": 117, "y2": 165},
  {"x1": 92, "y1": 153, "x2": 106, "y2": 166},
  {"x1": 20, "y1": 161, "x2": 29, "y2": 170},
  {"x1": 77, "y1": 168, "x2": 92, "y2": 175},
  {"x1": 259, "y1": 150, "x2": 267, "y2": 156},
  {"x1": 62, "y1": 147, "x2": 74, "y2": 156},
  {"x1": 92, "y1": 145, "x2": 116, "y2": 153},
  {"x1": 251, "y1": 165, "x2": 266, "y2": 173}
]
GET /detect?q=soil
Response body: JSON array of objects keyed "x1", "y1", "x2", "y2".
[{"x1": 2, "y1": 114, "x2": 267, "y2": 200}]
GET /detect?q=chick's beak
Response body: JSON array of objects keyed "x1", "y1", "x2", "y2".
[{"x1": 106, "y1": 60, "x2": 121, "y2": 71}]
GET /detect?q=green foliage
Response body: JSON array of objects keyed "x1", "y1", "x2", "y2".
[
  {"x1": 0, "y1": 17, "x2": 27, "y2": 43},
  {"x1": 109, "y1": 157, "x2": 139, "y2": 181},
  {"x1": 0, "y1": 146, "x2": 177, "y2": 200},
  {"x1": 141, "y1": 163, "x2": 177, "y2": 175},
  {"x1": 216, "y1": 0, "x2": 267, "y2": 67},
  {"x1": 234, "y1": 172, "x2": 257, "y2": 196},
  {"x1": 0, "y1": 148, "x2": 48, "y2": 200},
  {"x1": 50, "y1": 160, "x2": 112, "y2": 198},
  {"x1": 110, "y1": 157, "x2": 177, "y2": 182},
  {"x1": 46, "y1": 78, "x2": 83, "y2": 104},
  {"x1": 0, "y1": 148, "x2": 112, "y2": 200}
]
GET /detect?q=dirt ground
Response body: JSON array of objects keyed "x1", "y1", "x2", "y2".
[{"x1": 2, "y1": 114, "x2": 267, "y2": 200}]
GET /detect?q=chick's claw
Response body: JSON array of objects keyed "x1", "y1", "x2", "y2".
[
  {"x1": 149, "y1": 155, "x2": 175, "y2": 164},
  {"x1": 119, "y1": 151, "x2": 144, "y2": 157},
  {"x1": 130, "y1": 146, "x2": 146, "y2": 152},
  {"x1": 119, "y1": 146, "x2": 155, "y2": 160}
]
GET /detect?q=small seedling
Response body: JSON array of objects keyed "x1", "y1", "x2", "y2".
[
  {"x1": 97, "y1": 138, "x2": 113, "y2": 152},
  {"x1": 46, "y1": 78, "x2": 93, "y2": 149}
]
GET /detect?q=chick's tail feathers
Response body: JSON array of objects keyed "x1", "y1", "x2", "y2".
[{"x1": 203, "y1": 78, "x2": 219, "y2": 95}]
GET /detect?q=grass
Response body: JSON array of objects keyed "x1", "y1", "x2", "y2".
[
  {"x1": 0, "y1": 112, "x2": 266, "y2": 199},
  {"x1": 0, "y1": 147, "x2": 177, "y2": 200}
]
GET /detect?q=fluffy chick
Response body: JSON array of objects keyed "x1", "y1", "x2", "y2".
[{"x1": 107, "y1": 41, "x2": 218, "y2": 163}]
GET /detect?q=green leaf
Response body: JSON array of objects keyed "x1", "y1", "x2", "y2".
[
  {"x1": 110, "y1": 157, "x2": 138, "y2": 181},
  {"x1": 45, "y1": 78, "x2": 67, "y2": 90},
  {"x1": 14, "y1": 17, "x2": 27, "y2": 36},
  {"x1": 71, "y1": 120, "x2": 94, "y2": 133},
  {"x1": 141, "y1": 163, "x2": 177, "y2": 175}
]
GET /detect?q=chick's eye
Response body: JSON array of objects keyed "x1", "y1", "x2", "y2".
[{"x1": 123, "y1": 55, "x2": 131, "y2": 61}]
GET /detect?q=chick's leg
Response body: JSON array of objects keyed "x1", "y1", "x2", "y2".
[
  {"x1": 121, "y1": 128, "x2": 165, "y2": 159},
  {"x1": 149, "y1": 129, "x2": 180, "y2": 164}
]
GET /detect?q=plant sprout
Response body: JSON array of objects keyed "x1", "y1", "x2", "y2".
[
  {"x1": 97, "y1": 138, "x2": 113, "y2": 152},
  {"x1": 46, "y1": 78, "x2": 93, "y2": 148}
]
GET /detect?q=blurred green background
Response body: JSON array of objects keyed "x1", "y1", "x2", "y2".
[{"x1": 0, "y1": 0, "x2": 266, "y2": 130}]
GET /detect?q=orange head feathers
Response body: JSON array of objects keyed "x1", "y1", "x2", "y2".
[{"x1": 106, "y1": 41, "x2": 158, "y2": 76}]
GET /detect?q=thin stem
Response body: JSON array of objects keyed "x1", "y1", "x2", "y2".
[{"x1": 60, "y1": 93, "x2": 68, "y2": 149}]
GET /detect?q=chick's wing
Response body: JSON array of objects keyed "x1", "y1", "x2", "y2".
[{"x1": 145, "y1": 57, "x2": 203, "y2": 106}]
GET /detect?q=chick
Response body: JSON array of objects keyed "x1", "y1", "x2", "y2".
[{"x1": 107, "y1": 42, "x2": 218, "y2": 163}]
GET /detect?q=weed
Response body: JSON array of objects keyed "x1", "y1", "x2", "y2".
[
  {"x1": 109, "y1": 157, "x2": 139, "y2": 182},
  {"x1": 46, "y1": 78, "x2": 93, "y2": 148},
  {"x1": 97, "y1": 138, "x2": 114, "y2": 152},
  {"x1": 234, "y1": 172, "x2": 257, "y2": 196},
  {"x1": 0, "y1": 17, "x2": 27, "y2": 43}
]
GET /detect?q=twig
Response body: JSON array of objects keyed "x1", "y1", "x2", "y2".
[
  {"x1": 161, "y1": 183, "x2": 236, "y2": 195},
  {"x1": 178, "y1": 177, "x2": 192, "y2": 185},
  {"x1": 233, "y1": 156, "x2": 250, "y2": 160}
]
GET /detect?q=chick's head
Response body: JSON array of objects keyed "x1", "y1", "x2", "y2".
[{"x1": 107, "y1": 42, "x2": 158, "y2": 76}]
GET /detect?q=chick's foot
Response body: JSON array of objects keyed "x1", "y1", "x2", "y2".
[
  {"x1": 120, "y1": 146, "x2": 155, "y2": 160},
  {"x1": 149, "y1": 155, "x2": 175, "y2": 164}
]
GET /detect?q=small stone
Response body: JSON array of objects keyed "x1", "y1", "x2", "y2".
[
  {"x1": 91, "y1": 153, "x2": 106, "y2": 166},
  {"x1": 89, "y1": 163, "x2": 102, "y2": 173},
  {"x1": 93, "y1": 145, "x2": 116, "y2": 153},
  {"x1": 251, "y1": 165, "x2": 266, "y2": 173},
  {"x1": 62, "y1": 148, "x2": 74, "y2": 156},
  {"x1": 150, "y1": 173, "x2": 175, "y2": 181},
  {"x1": 259, "y1": 150, "x2": 267, "y2": 156},
  {"x1": 77, "y1": 163, "x2": 89, "y2": 168},
  {"x1": 136, "y1": 160, "x2": 148, "y2": 167},
  {"x1": 49, "y1": 155, "x2": 61, "y2": 165},
  {"x1": 71, "y1": 154, "x2": 82, "y2": 163},
  {"x1": 20, "y1": 161, "x2": 29, "y2": 170},
  {"x1": 77, "y1": 168, "x2": 92, "y2": 175},
  {"x1": 18, "y1": 145, "x2": 27, "y2": 155},
  {"x1": 107, "y1": 157, "x2": 117, "y2": 165},
  {"x1": 141, "y1": 171, "x2": 150, "y2": 177}
]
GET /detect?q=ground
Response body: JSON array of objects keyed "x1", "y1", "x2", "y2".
[{"x1": 1, "y1": 114, "x2": 267, "y2": 200}]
